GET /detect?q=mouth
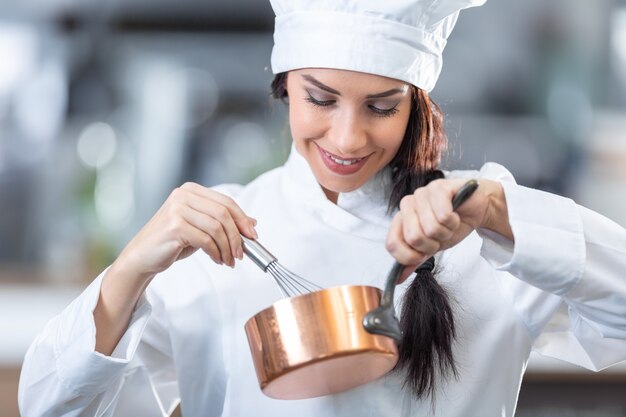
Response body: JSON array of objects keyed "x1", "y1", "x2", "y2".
[
  {"x1": 315, "y1": 143, "x2": 371, "y2": 175},
  {"x1": 323, "y1": 149, "x2": 367, "y2": 166}
]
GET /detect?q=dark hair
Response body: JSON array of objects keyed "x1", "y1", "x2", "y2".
[{"x1": 271, "y1": 72, "x2": 457, "y2": 400}]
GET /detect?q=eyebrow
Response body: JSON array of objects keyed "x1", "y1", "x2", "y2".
[
  {"x1": 302, "y1": 74, "x2": 341, "y2": 95},
  {"x1": 301, "y1": 74, "x2": 406, "y2": 99},
  {"x1": 365, "y1": 88, "x2": 406, "y2": 99}
]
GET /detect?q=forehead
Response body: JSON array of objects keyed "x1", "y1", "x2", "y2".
[{"x1": 289, "y1": 68, "x2": 409, "y2": 92}]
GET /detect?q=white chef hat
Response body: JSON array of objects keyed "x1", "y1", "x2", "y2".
[{"x1": 270, "y1": 0, "x2": 486, "y2": 92}]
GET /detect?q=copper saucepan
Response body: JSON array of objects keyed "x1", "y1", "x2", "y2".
[{"x1": 243, "y1": 180, "x2": 478, "y2": 399}]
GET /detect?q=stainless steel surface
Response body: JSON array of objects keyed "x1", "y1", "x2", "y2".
[
  {"x1": 242, "y1": 236, "x2": 321, "y2": 297},
  {"x1": 241, "y1": 236, "x2": 277, "y2": 271}
]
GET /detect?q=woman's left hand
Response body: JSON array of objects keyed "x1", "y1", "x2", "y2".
[{"x1": 386, "y1": 178, "x2": 513, "y2": 283}]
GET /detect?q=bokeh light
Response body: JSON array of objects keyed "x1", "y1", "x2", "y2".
[{"x1": 77, "y1": 122, "x2": 118, "y2": 169}]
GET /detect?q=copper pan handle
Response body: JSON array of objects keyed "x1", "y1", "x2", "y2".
[{"x1": 363, "y1": 179, "x2": 479, "y2": 342}]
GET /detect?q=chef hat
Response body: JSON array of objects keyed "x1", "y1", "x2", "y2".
[{"x1": 270, "y1": 0, "x2": 486, "y2": 92}]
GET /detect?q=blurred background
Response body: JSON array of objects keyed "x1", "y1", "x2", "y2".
[{"x1": 1, "y1": 0, "x2": 625, "y2": 416}]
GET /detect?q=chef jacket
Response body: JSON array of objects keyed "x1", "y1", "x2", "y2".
[{"x1": 18, "y1": 146, "x2": 626, "y2": 417}]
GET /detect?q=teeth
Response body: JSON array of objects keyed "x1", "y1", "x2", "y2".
[
  {"x1": 331, "y1": 156, "x2": 358, "y2": 165},
  {"x1": 325, "y1": 151, "x2": 364, "y2": 166}
]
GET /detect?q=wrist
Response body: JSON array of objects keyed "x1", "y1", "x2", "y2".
[
  {"x1": 480, "y1": 180, "x2": 514, "y2": 241},
  {"x1": 109, "y1": 254, "x2": 155, "y2": 293},
  {"x1": 95, "y1": 256, "x2": 153, "y2": 356}
]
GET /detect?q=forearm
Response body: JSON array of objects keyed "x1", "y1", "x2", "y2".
[
  {"x1": 479, "y1": 179, "x2": 514, "y2": 242},
  {"x1": 93, "y1": 259, "x2": 154, "y2": 356},
  {"x1": 19, "y1": 269, "x2": 156, "y2": 416},
  {"x1": 480, "y1": 182, "x2": 626, "y2": 370},
  {"x1": 558, "y1": 204, "x2": 626, "y2": 336}
]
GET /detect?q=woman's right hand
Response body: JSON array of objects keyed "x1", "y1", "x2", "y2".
[
  {"x1": 114, "y1": 182, "x2": 258, "y2": 285},
  {"x1": 95, "y1": 182, "x2": 257, "y2": 356}
]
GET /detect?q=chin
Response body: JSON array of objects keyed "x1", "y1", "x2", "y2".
[{"x1": 319, "y1": 176, "x2": 366, "y2": 194}]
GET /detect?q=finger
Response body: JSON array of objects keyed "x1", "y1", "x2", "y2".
[
  {"x1": 202, "y1": 203, "x2": 243, "y2": 263},
  {"x1": 429, "y1": 195, "x2": 461, "y2": 233},
  {"x1": 181, "y1": 183, "x2": 257, "y2": 238},
  {"x1": 427, "y1": 181, "x2": 461, "y2": 231},
  {"x1": 386, "y1": 214, "x2": 429, "y2": 266},
  {"x1": 178, "y1": 219, "x2": 222, "y2": 265},
  {"x1": 416, "y1": 193, "x2": 457, "y2": 242},
  {"x1": 185, "y1": 194, "x2": 244, "y2": 261},
  {"x1": 399, "y1": 195, "x2": 440, "y2": 255},
  {"x1": 181, "y1": 205, "x2": 235, "y2": 267}
]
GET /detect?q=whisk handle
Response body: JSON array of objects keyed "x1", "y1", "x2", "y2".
[{"x1": 241, "y1": 236, "x2": 277, "y2": 272}]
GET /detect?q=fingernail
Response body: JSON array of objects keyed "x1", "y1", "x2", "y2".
[
  {"x1": 250, "y1": 226, "x2": 258, "y2": 239},
  {"x1": 237, "y1": 246, "x2": 244, "y2": 260}
]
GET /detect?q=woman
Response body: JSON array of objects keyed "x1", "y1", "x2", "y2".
[{"x1": 18, "y1": 0, "x2": 626, "y2": 416}]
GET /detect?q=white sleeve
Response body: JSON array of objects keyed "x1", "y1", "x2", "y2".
[
  {"x1": 475, "y1": 164, "x2": 626, "y2": 371},
  {"x1": 18, "y1": 270, "x2": 179, "y2": 417}
]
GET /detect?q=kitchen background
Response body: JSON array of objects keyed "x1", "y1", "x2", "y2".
[{"x1": 1, "y1": 0, "x2": 626, "y2": 416}]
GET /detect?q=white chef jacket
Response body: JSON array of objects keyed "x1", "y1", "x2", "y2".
[{"x1": 18, "y1": 146, "x2": 626, "y2": 417}]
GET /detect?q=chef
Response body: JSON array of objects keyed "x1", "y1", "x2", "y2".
[{"x1": 18, "y1": 0, "x2": 626, "y2": 416}]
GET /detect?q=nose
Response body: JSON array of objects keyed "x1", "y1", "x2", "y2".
[{"x1": 329, "y1": 108, "x2": 368, "y2": 156}]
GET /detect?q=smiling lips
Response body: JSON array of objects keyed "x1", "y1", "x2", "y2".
[{"x1": 316, "y1": 143, "x2": 370, "y2": 175}]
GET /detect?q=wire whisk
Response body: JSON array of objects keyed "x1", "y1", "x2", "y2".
[{"x1": 242, "y1": 236, "x2": 322, "y2": 298}]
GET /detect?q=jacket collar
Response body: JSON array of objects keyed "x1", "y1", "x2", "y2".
[{"x1": 281, "y1": 144, "x2": 393, "y2": 241}]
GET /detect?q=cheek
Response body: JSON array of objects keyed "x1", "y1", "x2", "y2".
[
  {"x1": 371, "y1": 115, "x2": 409, "y2": 154},
  {"x1": 289, "y1": 101, "x2": 328, "y2": 140}
]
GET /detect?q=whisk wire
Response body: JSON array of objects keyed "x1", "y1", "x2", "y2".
[
  {"x1": 279, "y1": 263, "x2": 318, "y2": 292},
  {"x1": 267, "y1": 262, "x2": 322, "y2": 297},
  {"x1": 241, "y1": 236, "x2": 322, "y2": 298},
  {"x1": 266, "y1": 264, "x2": 290, "y2": 297}
]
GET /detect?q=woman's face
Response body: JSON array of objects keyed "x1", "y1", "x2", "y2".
[{"x1": 286, "y1": 68, "x2": 412, "y2": 202}]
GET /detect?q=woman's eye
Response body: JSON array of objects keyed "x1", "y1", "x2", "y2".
[
  {"x1": 305, "y1": 93, "x2": 335, "y2": 107},
  {"x1": 368, "y1": 104, "x2": 399, "y2": 118},
  {"x1": 304, "y1": 93, "x2": 399, "y2": 117}
]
